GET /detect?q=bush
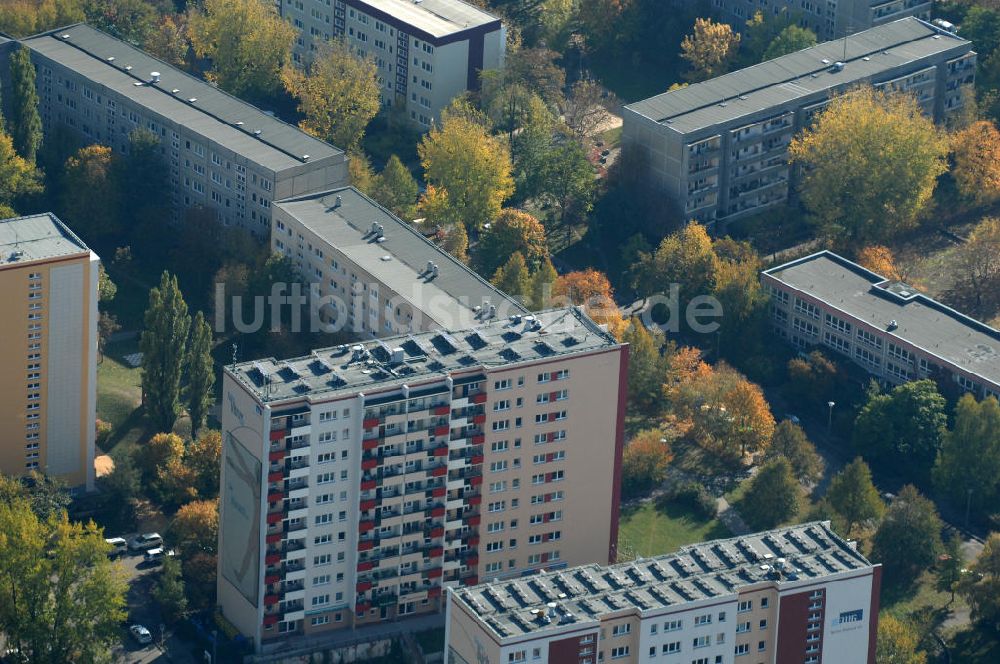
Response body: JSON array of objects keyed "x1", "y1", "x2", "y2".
[
  {"x1": 667, "y1": 481, "x2": 718, "y2": 520},
  {"x1": 95, "y1": 419, "x2": 112, "y2": 447}
]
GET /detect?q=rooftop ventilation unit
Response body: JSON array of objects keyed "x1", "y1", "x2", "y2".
[
  {"x1": 171, "y1": 88, "x2": 180, "y2": 94},
  {"x1": 106, "y1": 56, "x2": 115, "y2": 62},
  {"x1": 302, "y1": 154, "x2": 310, "y2": 161},
  {"x1": 61, "y1": 34, "x2": 70, "y2": 39},
  {"x1": 253, "y1": 129, "x2": 262, "y2": 136},
  {"x1": 334, "y1": 194, "x2": 342, "y2": 207},
  {"x1": 124, "y1": 65, "x2": 132, "y2": 71},
  {"x1": 150, "y1": 71, "x2": 160, "y2": 83},
  {"x1": 234, "y1": 121, "x2": 244, "y2": 126},
  {"x1": 188, "y1": 97, "x2": 197, "y2": 103},
  {"x1": 831, "y1": 62, "x2": 845, "y2": 72},
  {"x1": 887, "y1": 319, "x2": 898, "y2": 331}
]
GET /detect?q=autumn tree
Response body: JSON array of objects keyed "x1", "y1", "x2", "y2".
[
  {"x1": 170, "y1": 499, "x2": 219, "y2": 557},
  {"x1": 871, "y1": 485, "x2": 943, "y2": 587},
  {"x1": 711, "y1": 237, "x2": 767, "y2": 364},
  {"x1": 681, "y1": 18, "x2": 740, "y2": 82},
  {"x1": 492, "y1": 252, "x2": 532, "y2": 302},
  {"x1": 563, "y1": 80, "x2": 612, "y2": 139},
  {"x1": 0, "y1": 130, "x2": 41, "y2": 209},
  {"x1": 876, "y1": 614, "x2": 928, "y2": 664},
  {"x1": 554, "y1": 269, "x2": 626, "y2": 339},
  {"x1": 186, "y1": 430, "x2": 222, "y2": 499},
  {"x1": 785, "y1": 350, "x2": 844, "y2": 414},
  {"x1": 142, "y1": 432, "x2": 185, "y2": 481},
  {"x1": 371, "y1": 155, "x2": 419, "y2": 220},
  {"x1": 789, "y1": 87, "x2": 949, "y2": 247},
  {"x1": 144, "y1": 14, "x2": 189, "y2": 67},
  {"x1": 0, "y1": 497, "x2": 128, "y2": 661},
  {"x1": 738, "y1": 457, "x2": 800, "y2": 530},
  {"x1": 622, "y1": 429, "x2": 673, "y2": 498},
  {"x1": 505, "y1": 48, "x2": 566, "y2": 109},
  {"x1": 141, "y1": 272, "x2": 192, "y2": 432},
  {"x1": 951, "y1": 120, "x2": 1000, "y2": 205},
  {"x1": 954, "y1": 217, "x2": 1000, "y2": 310},
  {"x1": 418, "y1": 103, "x2": 514, "y2": 230},
  {"x1": 763, "y1": 24, "x2": 816, "y2": 60},
  {"x1": 83, "y1": 0, "x2": 158, "y2": 45},
  {"x1": 8, "y1": 45, "x2": 42, "y2": 164},
  {"x1": 0, "y1": 0, "x2": 85, "y2": 37},
  {"x1": 60, "y1": 145, "x2": 120, "y2": 240},
  {"x1": 282, "y1": 38, "x2": 380, "y2": 150},
  {"x1": 825, "y1": 457, "x2": 884, "y2": 532},
  {"x1": 474, "y1": 208, "x2": 548, "y2": 277},
  {"x1": 856, "y1": 245, "x2": 903, "y2": 281},
  {"x1": 933, "y1": 393, "x2": 1000, "y2": 511},
  {"x1": 621, "y1": 318, "x2": 669, "y2": 417},
  {"x1": 632, "y1": 222, "x2": 717, "y2": 315},
  {"x1": 766, "y1": 420, "x2": 824, "y2": 484},
  {"x1": 439, "y1": 222, "x2": 469, "y2": 263},
  {"x1": 531, "y1": 256, "x2": 558, "y2": 310},
  {"x1": 189, "y1": 0, "x2": 296, "y2": 100},
  {"x1": 959, "y1": 532, "x2": 1000, "y2": 630},
  {"x1": 937, "y1": 532, "x2": 963, "y2": 603}
]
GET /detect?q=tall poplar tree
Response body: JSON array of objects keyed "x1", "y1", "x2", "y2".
[
  {"x1": 8, "y1": 45, "x2": 42, "y2": 163},
  {"x1": 141, "y1": 272, "x2": 192, "y2": 432},
  {"x1": 186, "y1": 311, "x2": 215, "y2": 438}
]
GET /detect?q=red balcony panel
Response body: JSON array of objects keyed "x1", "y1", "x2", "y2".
[
  {"x1": 431, "y1": 486, "x2": 446, "y2": 498},
  {"x1": 357, "y1": 561, "x2": 374, "y2": 572},
  {"x1": 431, "y1": 466, "x2": 447, "y2": 477},
  {"x1": 267, "y1": 471, "x2": 284, "y2": 483},
  {"x1": 266, "y1": 533, "x2": 281, "y2": 544},
  {"x1": 362, "y1": 438, "x2": 379, "y2": 451},
  {"x1": 544, "y1": 493, "x2": 552, "y2": 502},
  {"x1": 360, "y1": 479, "x2": 377, "y2": 491},
  {"x1": 359, "y1": 520, "x2": 375, "y2": 533},
  {"x1": 355, "y1": 602, "x2": 371, "y2": 613},
  {"x1": 358, "y1": 540, "x2": 374, "y2": 552},
  {"x1": 433, "y1": 445, "x2": 449, "y2": 457},
  {"x1": 428, "y1": 587, "x2": 442, "y2": 598},
  {"x1": 550, "y1": 391, "x2": 559, "y2": 401},
  {"x1": 471, "y1": 393, "x2": 487, "y2": 404},
  {"x1": 471, "y1": 434, "x2": 485, "y2": 445},
  {"x1": 465, "y1": 557, "x2": 479, "y2": 567},
  {"x1": 470, "y1": 455, "x2": 484, "y2": 465},
  {"x1": 264, "y1": 574, "x2": 280, "y2": 585},
  {"x1": 430, "y1": 507, "x2": 445, "y2": 518},
  {"x1": 266, "y1": 512, "x2": 283, "y2": 525},
  {"x1": 547, "y1": 453, "x2": 556, "y2": 463},
  {"x1": 433, "y1": 405, "x2": 450, "y2": 416},
  {"x1": 463, "y1": 576, "x2": 479, "y2": 586},
  {"x1": 264, "y1": 553, "x2": 281, "y2": 565},
  {"x1": 269, "y1": 429, "x2": 288, "y2": 442},
  {"x1": 434, "y1": 425, "x2": 450, "y2": 437},
  {"x1": 361, "y1": 458, "x2": 378, "y2": 470},
  {"x1": 468, "y1": 476, "x2": 483, "y2": 487},
  {"x1": 466, "y1": 536, "x2": 480, "y2": 547},
  {"x1": 465, "y1": 515, "x2": 481, "y2": 526},
  {"x1": 429, "y1": 546, "x2": 444, "y2": 558},
  {"x1": 263, "y1": 615, "x2": 280, "y2": 626},
  {"x1": 429, "y1": 526, "x2": 444, "y2": 538},
  {"x1": 360, "y1": 499, "x2": 377, "y2": 511},
  {"x1": 548, "y1": 432, "x2": 556, "y2": 442},
  {"x1": 267, "y1": 491, "x2": 285, "y2": 503},
  {"x1": 471, "y1": 414, "x2": 486, "y2": 425},
  {"x1": 363, "y1": 417, "x2": 380, "y2": 429},
  {"x1": 356, "y1": 581, "x2": 372, "y2": 593},
  {"x1": 426, "y1": 568, "x2": 443, "y2": 579},
  {"x1": 264, "y1": 594, "x2": 280, "y2": 605},
  {"x1": 268, "y1": 449, "x2": 285, "y2": 463},
  {"x1": 543, "y1": 514, "x2": 550, "y2": 523},
  {"x1": 467, "y1": 495, "x2": 482, "y2": 506}
]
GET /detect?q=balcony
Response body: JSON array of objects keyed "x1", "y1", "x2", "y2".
[
  {"x1": 471, "y1": 414, "x2": 486, "y2": 425},
  {"x1": 471, "y1": 393, "x2": 487, "y2": 405},
  {"x1": 268, "y1": 449, "x2": 286, "y2": 463},
  {"x1": 362, "y1": 438, "x2": 379, "y2": 451},
  {"x1": 363, "y1": 417, "x2": 381, "y2": 429},
  {"x1": 361, "y1": 478, "x2": 377, "y2": 491},
  {"x1": 267, "y1": 471, "x2": 283, "y2": 483},
  {"x1": 360, "y1": 498, "x2": 377, "y2": 511},
  {"x1": 359, "y1": 520, "x2": 376, "y2": 533},
  {"x1": 266, "y1": 512, "x2": 283, "y2": 525},
  {"x1": 432, "y1": 405, "x2": 450, "y2": 416},
  {"x1": 433, "y1": 425, "x2": 450, "y2": 437},
  {"x1": 471, "y1": 434, "x2": 485, "y2": 445},
  {"x1": 432, "y1": 445, "x2": 449, "y2": 457},
  {"x1": 266, "y1": 533, "x2": 282, "y2": 545},
  {"x1": 362, "y1": 457, "x2": 379, "y2": 471},
  {"x1": 269, "y1": 429, "x2": 288, "y2": 442}
]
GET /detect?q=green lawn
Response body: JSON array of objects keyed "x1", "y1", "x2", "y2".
[
  {"x1": 97, "y1": 338, "x2": 143, "y2": 435},
  {"x1": 618, "y1": 501, "x2": 730, "y2": 560}
]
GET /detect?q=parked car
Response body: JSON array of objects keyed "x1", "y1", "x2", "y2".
[
  {"x1": 129, "y1": 624, "x2": 153, "y2": 645},
  {"x1": 127, "y1": 533, "x2": 162, "y2": 553},
  {"x1": 784, "y1": 414, "x2": 801, "y2": 424},
  {"x1": 142, "y1": 547, "x2": 176, "y2": 565},
  {"x1": 105, "y1": 537, "x2": 127, "y2": 558}
]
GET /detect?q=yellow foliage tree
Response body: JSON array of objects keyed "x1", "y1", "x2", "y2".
[
  {"x1": 789, "y1": 87, "x2": 948, "y2": 246},
  {"x1": 170, "y1": 499, "x2": 219, "y2": 556},
  {"x1": 681, "y1": 18, "x2": 741, "y2": 82},
  {"x1": 0, "y1": 0, "x2": 84, "y2": 37},
  {"x1": 951, "y1": 120, "x2": 1000, "y2": 205},
  {"x1": 622, "y1": 429, "x2": 674, "y2": 498},
  {"x1": 282, "y1": 38, "x2": 380, "y2": 150},
  {"x1": 856, "y1": 245, "x2": 903, "y2": 281},
  {"x1": 554, "y1": 269, "x2": 626, "y2": 339},
  {"x1": 189, "y1": 0, "x2": 295, "y2": 99}
]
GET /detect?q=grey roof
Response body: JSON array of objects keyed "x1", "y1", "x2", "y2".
[
  {"x1": 356, "y1": 0, "x2": 499, "y2": 38},
  {"x1": 274, "y1": 187, "x2": 525, "y2": 322},
  {"x1": 21, "y1": 24, "x2": 343, "y2": 171},
  {"x1": 226, "y1": 307, "x2": 617, "y2": 403},
  {"x1": 0, "y1": 212, "x2": 91, "y2": 265},
  {"x1": 764, "y1": 251, "x2": 1000, "y2": 388},
  {"x1": 453, "y1": 521, "x2": 873, "y2": 639},
  {"x1": 625, "y1": 17, "x2": 972, "y2": 135}
]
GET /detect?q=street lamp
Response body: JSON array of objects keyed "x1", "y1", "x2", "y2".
[{"x1": 827, "y1": 401, "x2": 835, "y2": 431}]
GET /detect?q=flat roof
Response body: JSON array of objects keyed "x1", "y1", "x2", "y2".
[
  {"x1": 21, "y1": 24, "x2": 344, "y2": 172},
  {"x1": 0, "y1": 212, "x2": 91, "y2": 265},
  {"x1": 226, "y1": 307, "x2": 618, "y2": 403},
  {"x1": 273, "y1": 187, "x2": 525, "y2": 322},
  {"x1": 353, "y1": 0, "x2": 499, "y2": 39},
  {"x1": 625, "y1": 18, "x2": 972, "y2": 135},
  {"x1": 453, "y1": 521, "x2": 873, "y2": 639},
  {"x1": 764, "y1": 251, "x2": 1000, "y2": 387}
]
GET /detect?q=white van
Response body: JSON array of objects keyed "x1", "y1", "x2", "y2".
[
  {"x1": 105, "y1": 537, "x2": 127, "y2": 558},
  {"x1": 143, "y1": 547, "x2": 176, "y2": 565}
]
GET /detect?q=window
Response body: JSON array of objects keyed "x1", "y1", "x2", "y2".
[
  {"x1": 736, "y1": 622, "x2": 750, "y2": 633},
  {"x1": 759, "y1": 619, "x2": 767, "y2": 630},
  {"x1": 508, "y1": 652, "x2": 526, "y2": 663},
  {"x1": 693, "y1": 635, "x2": 710, "y2": 648},
  {"x1": 825, "y1": 313, "x2": 851, "y2": 334},
  {"x1": 313, "y1": 574, "x2": 331, "y2": 586},
  {"x1": 612, "y1": 624, "x2": 631, "y2": 637},
  {"x1": 794, "y1": 298, "x2": 820, "y2": 319},
  {"x1": 735, "y1": 644, "x2": 749, "y2": 655},
  {"x1": 738, "y1": 600, "x2": 752, "y2": 612},
  {"x1": 694, "y1": 614, "x2": 712, "y2": 626},
  {"x1": 760, "y1": 597, "x2": 769, "y2": 609},
  {"x1": 313, "y1": 554, "x2": 332, "y2": 566},
  {"x1": 495, "y1": 379, "x2": 512, "y2": 391},
  {"x1": 610, "y1": 647, "x2": 629, "y2": 659},
  {"x1": 664, "y1": 619, "x2": 682, "y2": 632},
  {"x1": 314, "y1": 534, "x2": 332, "y2": 545},
  {"x1": 662, "y1": 641, "x2": 681, "y2": 654}
]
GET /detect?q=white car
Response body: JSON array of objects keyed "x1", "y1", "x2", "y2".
[
  {"x1": 129, "y1": 624, "x2": 153, "y2": 645},
  {"x1": 104, "y1": 537, "x2": 127, "y2": 558},
  {"x1": 127, "y1": 533, "x2": 162, "y2": 552},
  {"x1": 142, "y1": 547, "x2": 176, "y2": 565}
]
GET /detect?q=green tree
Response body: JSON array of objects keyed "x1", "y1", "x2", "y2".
[
  {"x1": 0, "y1": 473, "x2": 70, "y2": 522},
  {"x1": 738, "y1": 457, "x2": 800, "y2": 530},
  {"x1": 186, "y1": 311, "x2": 215, "y2": 438},
  {"x1": 959, "y1": 532, "x2": 1000, "y2": 630},
  {"x1": 933, "y1": 394, "x2": 1000, "y2": 511},
  {"x1": 282, "y1": 37, "x2": 380, "y2": 150},
  {"x1": 474, "y1": 208, "x2": 548, "y2": 277},
  {"x1": 8, "y1": 45, "x2": 42, "y2": 163},
  {"x1": 492, "y1": 252, "x2": 532, "y2": 302},
  {"x1": 959, "y1": 7, "x2": 1000, "y2": 62},
  {"x1": 141, "y1": 272, "x2": 192, "y2": 432},
  {"x1": 143, "y1": 14, "x2": 189, "y2": 67},
  {"x1": 189, "y1": 0, "x2": 296, "y2": 100},
  {"x1": 0, "y1": 130, "x2": 42, "y2": 207},
  {"x1": 0, "y1": 0, "x2": 85, "y2": 37},
  {"x1": 60, "y1": 144, "x2": 120, "y2": 241},
  {"x1": 118, "y1": 128, "x2": 170, "y2": 253},
  {"x1": 153, "y1": 555, "x2": 188, "y2": 624},
  {"x1": 762, "y1": 24, "x2": 817, "y2": 60},
  {"x1": 789, "y1": 87, "x2": 948, "y2": 246},
  {"x1": 633, "y1": 222, "x2": 717, "y2": 308},
  {"x1": 871, "y1": 485, "x2": 943, "y2": 587},
  {"x1": 766, "y1": 420, "x2": 824, "y2": 484},
  {"x1": 539, "y1": 136, "x2": 595, "y2": 229},
  {"x1": 876, "y1": 613, "x2": 928, "y2": 664},
  {"x1": 347, "y1": 150, "x2": 377, "y2": 195},
  {"x1": 371, "y1": 155, "x2": 419, "y2": 220},
  {"x1": 418, "y1": 105, "x2": 514, "y2": 230},
  {"x1": 621, "y1": 318, "x2": 668, "y2": 417},
  {"x1": 439, "y1": 221, "x2": 469, "y2": 264},
  {"x1": 937, "y1": 532, "x2": 963, "y2": 603},
  {"x1": 825, "y1": 457, "x2": 885, "y2": 531},
  {"x1": 622, "y1": 429, "x2": 673, "y2": 498},
  {"x1": 530, "y1": 255, "x2": 558, "y2": 310},
  {"x1": 0, "y1": 498, "x2": 128, "y2": 662},
  {"x1": 83, "y1": 0, "x2": 158, "y2": 45}
]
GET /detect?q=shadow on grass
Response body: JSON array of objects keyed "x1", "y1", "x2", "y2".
[
  {"x1": 949, "y1": 623, "x2": 1000, "y2": 662},
  {"x1": 103, "y1": 405, "x2": 155, "y2": 454}
]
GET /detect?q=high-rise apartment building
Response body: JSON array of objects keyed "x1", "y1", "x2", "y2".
[
  {"x1": 16, "y1": 24, "x2": 348, "y2": 240},
  {"x1": 763, "y1": 250, "x2": 1000, "y2": 400},
  {"x1": 446, "y1": 521, "x2": 881, "y2": 664},
  {"x1": 622, "y1": 18, "x2": 974, "y2": 228},
  {"x1": 272, "y1": 187, "x2": 525, "y2": 338},
  {"x1": 279, "y1": 0, "x2": 505, "y2": 127},
  {"x1": 0, "y1": 213, "x2": 99, "y2": 490},
  {"x1": 707, "y1": 0, "x2": 931, "y2": 41},
  {"x1": 218, "y1": 307, "x2": 627, "y2": 651}
]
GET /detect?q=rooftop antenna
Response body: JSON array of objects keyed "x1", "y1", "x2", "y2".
[{"x1": 231, "y1": 342, "x2": 238, "y2": 367}]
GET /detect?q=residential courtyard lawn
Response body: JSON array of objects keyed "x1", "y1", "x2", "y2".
[
  {"x1": 618, "y1": 500, "x2": 730, "y2": 560},
  {"x1": 97, "y1": 338, "x2": 143, "y2": 436}
]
